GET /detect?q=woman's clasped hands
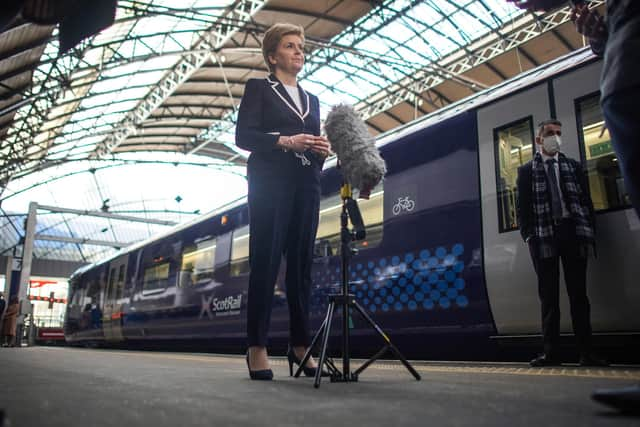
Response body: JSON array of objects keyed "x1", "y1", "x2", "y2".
[{"x1": 279, "y1": 134, "x2": 332, "y2": 158}]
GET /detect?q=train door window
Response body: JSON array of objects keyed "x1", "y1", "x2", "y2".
[
  {"x1": 116, "y1": 265, "x2": 125, "y2": 299},
  {"x1": 118, "y1": 265, "x2": 125, "y2": 282},
  {"x1": 315, "y1": 182, "x2": 384, "y2": 255},
  {"x1": 108, "y1": 267, "x2": 116, "y2": 292},
  {"x1": 86, "y1": 274, "x2": 100, "y2": 308},
  {"x1": 215, "y1": 232, "x2": 232, "y2": 270},
  {"x1": 143, "y1": 262, "x2": 170, "y2": 292},
  {"x1": 230, "y1": 225, "x2": 250, "y2": 277},
  {"x1": 576, "y1": 94, "x2": 630, "y2": 211},
  {"x1": 179, "y1": 238, "x2": 216, "y2": 287},
  {"x1": 493, "y1": 117, "x2": 534, "y2": 232}
]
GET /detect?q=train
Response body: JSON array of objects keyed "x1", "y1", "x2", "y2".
[{"x1": 64, "y1": 48, "x2": 640, "y2": 361}]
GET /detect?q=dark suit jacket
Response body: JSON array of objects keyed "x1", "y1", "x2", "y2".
[
  {"x1": 235, "y1": 74, "x2": 323, "y2": 185},
  {"x1": 516, "y1": 155, "x2": 595, "y2": 244}
]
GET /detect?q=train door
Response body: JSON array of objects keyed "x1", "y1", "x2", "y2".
[
  {"x1": 103, "y1": 255, "x2": 128, "y2": 342},
  {"x1": 477, "y1": 77, "x2": 556, "y2": 336},
  {"x1": 552, "y1": 61, "x2": 640, "y2": 332},
  {"x1": 479, "y1": 57, "x2": 640, "y2": 338}
]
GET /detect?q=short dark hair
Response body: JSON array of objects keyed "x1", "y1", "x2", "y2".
[
  {"x1": 262, "y1": 23, "x2": 305, "y2": 73},
  {"x1": 537, "y1": 119, "x2": 562, "y2": 136}
]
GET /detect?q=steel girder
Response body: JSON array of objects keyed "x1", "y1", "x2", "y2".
[
  {"x1": 188, "y1": 0, "x2": 424, "y2": 155},
  {"x1": 35, "y1": 234, "x2": 134, "y2": 249},
  {"x1": 0, "y1": 2, "x2": 264, "y2": 188},
  {"x1": 0, "y1": 40, "x2": 92, "y2": 190},
  {"x1": 355, "y1": 1, "x2": 605, "y2": 120},
  {"x1": 92, "y1": 0, "x2": 266, "y2": 159},
  {"x1": 0, "y1": 4, "x2": 154, "y2": 190}
]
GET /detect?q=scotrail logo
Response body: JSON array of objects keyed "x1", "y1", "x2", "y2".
[{"x1": 199, "y1": 294, "x2": 242, "y2": 319}]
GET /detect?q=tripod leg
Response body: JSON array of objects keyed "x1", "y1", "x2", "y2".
[
  {"x1": 296, "y1": 312, "x2": 327, "y2": 378},
  {"x1": 324, "y1": 356, "x2": 340, "y2": 376},
  {"x1": 353, "y1": 345, "x2": 389, "y2": 376},
  {"x1": 315, "y1": 301, "x2": 336, "y2": 388},
  {"x1": 352, "y1": 302, "x2": 421, "y2": 381},
  {"x1": 388, "y1": 343, "x2": 421, "y2": 380}
]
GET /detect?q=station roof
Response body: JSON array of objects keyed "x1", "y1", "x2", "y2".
[{"x1": 0, "y1": 0, "x2": 605, "y2": 265}]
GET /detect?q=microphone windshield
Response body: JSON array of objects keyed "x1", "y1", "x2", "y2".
[{"x1": 324, "y1": 104, "x2": 386, "y2": 199}]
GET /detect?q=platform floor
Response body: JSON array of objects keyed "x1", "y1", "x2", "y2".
[{"x1": 1, "y1": 347, "x2": 639, "y2": 427}]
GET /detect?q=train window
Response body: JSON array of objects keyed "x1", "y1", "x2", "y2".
[
  {"x1": 116, "y1": 265, "x2": 125, "y2": 300},
  {"x1": 230, "y1": 225, "x2": 250, "y2": 277},
  {"x1": 576, "y1": 94, "x2": 630, "y2": 211},
  {"x1": 108, "y1": 267, "x2": 116, "y2": 289},
  {"x1": 179, "y1": 238, "x2": 216, "y2": 287},
  {"x1": 315, "y1": 183, "x2": 384, "y2": 255},
  {"x1": 493, "y1": 117, "x2": 534, "y2": 232},
  {"x1": 143, "y1": 262, "x2": 170, "y2": 292}
]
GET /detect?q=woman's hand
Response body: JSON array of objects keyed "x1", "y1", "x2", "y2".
[
  {"x1": 278, "y1": 134, "x2": 332, "y2": 157},
  {"x1": 309, "y1": 136, "x2": 332, "y2": 158},
  {"x1": 277, "y1": 133, "x2": 318, "y2": 153}
]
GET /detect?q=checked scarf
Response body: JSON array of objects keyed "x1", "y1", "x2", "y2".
[{"x1": 531, "y1": 152, "x2": 595, "y2": 258}]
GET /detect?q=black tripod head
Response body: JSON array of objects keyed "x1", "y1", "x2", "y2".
[
  {"x1": 345, "y1": 198, "x2": 366, "y2": 241},
  {"x1": 340, "y1": 183, "x2": 366, "y2": 242}
]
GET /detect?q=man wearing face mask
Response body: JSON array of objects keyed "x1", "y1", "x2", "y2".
[{"x1": 516, "y1": 119, "x2": 606, "y2": 368}]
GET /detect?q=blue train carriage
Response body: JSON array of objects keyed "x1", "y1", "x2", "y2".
[{"x1": 65, "y1": 48, "x2": 640, "y2": 359}]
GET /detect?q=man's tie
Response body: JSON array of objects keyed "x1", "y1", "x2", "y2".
[{"x1": 545, "y1": 158, "x2": 562, "y2": 220}]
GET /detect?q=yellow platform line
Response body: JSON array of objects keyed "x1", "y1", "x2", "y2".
[{"x1": 40, "y1": 348, "x2": 640, "y2": 380}]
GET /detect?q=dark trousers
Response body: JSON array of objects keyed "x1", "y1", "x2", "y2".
[
  {"x1": 602, "y1": 86, "x2": 640, "y2": 218},
  {"x1": 246, "y1": 176, "x2": 320, "y2": 347},
  {"x1": 529, "y1": 220, "x2": 592, "y2": 356}
]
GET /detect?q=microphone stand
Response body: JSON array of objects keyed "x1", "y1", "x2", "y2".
[{"x1": 295, "y1": 183, "x2": 421, "y2": 388}]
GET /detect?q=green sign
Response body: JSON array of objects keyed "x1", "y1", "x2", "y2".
[{"x1": 589, "y1": 141, "x2": 613, "y2": 158}]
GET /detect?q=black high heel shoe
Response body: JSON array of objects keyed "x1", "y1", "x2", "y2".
[
  {"x1": 246, "y1": 353, "x2": 273, "y2": 381},
  {"x1": 287, "y1": 347, "x2": 329, "y2": 377}
]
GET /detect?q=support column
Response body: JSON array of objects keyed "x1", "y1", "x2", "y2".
[
  {"x1": 17, "y1": 202, "x2": 37, "y2": 346},
  {"x1": 3, "y1": 255, "x2": 11, "y2": 297},
  {"x1": 18, "y1": 202, "x2": 37, "y2": 301}
]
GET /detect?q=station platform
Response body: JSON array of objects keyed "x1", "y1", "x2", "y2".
[{"x1": 1, "y1": 347, "x2": 639, "y2": 427}]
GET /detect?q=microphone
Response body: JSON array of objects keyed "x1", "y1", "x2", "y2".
[{"x1": 324, "y1": 104, "x2": 387, "y2": 199}]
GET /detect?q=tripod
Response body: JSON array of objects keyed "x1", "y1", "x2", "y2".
[{"x1": 295, "y1": 183, "x2": 421, "y2": 388}]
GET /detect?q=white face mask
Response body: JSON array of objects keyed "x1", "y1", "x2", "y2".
[{"x1": 542, "y1": 135, "x2": 561, "y2": 155}]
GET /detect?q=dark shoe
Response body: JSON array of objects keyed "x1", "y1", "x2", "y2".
[
  {"x1": 592, "y1": 385, "x2": 640, "y2": 413},
  {"x1": 580, "y1": 354, "x2": 609, "y2": 367},
  {"x1": 287, "y1": 347, "x2": 329, "y2": 377},
  {"x1": 246, "y1": 353, "x2": 273, "y2": 381},
  {"x1": 530, "y1": 354, "x2": 561, "y2": 367}
]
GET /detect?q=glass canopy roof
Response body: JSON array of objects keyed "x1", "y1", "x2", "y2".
[
  {"x1": 1, "y1": 0, "x2": 527, "y2": 263},
  {"x1": 303, "y1": 0, "x2": 521, "y2": 111}
]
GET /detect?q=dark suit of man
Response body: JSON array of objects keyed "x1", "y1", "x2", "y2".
[
  {"x1": 236, "y1": 74, "x2": 323, "y2": 348},
  {"x1": 517, "y1": 152, "x2": 597, "y2": 365}
]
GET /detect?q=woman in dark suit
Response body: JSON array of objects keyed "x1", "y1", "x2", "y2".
[{"x1": 235, "y1": 23, "x2": 330, "y2": 380}]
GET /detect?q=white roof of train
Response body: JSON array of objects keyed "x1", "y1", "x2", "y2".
[{"x1": 71, "y1": 48, "x2": 596, "y2": 278}]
